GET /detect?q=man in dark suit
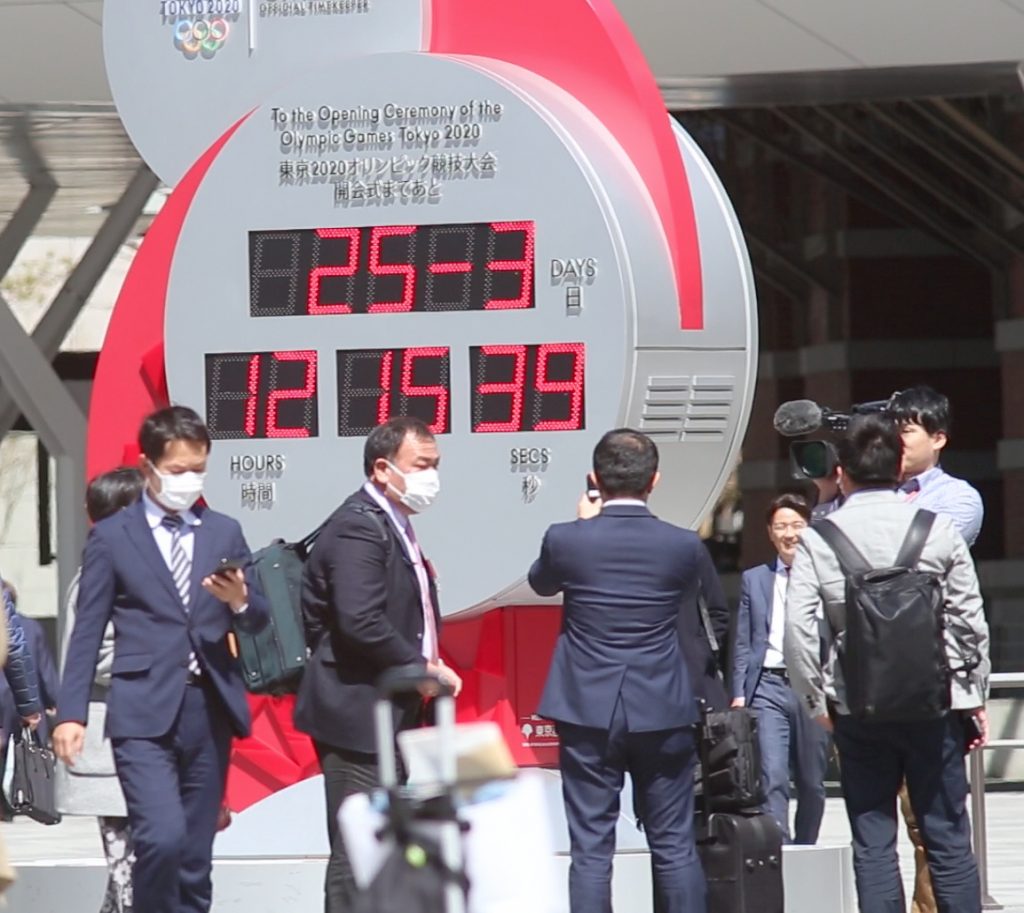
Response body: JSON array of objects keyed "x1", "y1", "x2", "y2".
[
  {"x1": 730, "y1": 493, "x2": 829, "y2": 845},
  {"x1": 680, "y1": 549, "x2": 730, "y2": 709},
  {"x1": 529, "y1": 428, "x2": 706, "y2": 913},
  {"x1": 295, "y1": 415, "x2": 461, "y2": 913},
  {"x1": 0, "y1": 583, "x2": 59, "y2": 818},
  {"x1": 53, "y1": 406, "x2": 268, "y2": 913},
  {"x1": 0, "y1": 576, "x2": 42, "y2": 732}
]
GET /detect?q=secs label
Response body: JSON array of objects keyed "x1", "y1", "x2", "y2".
[{"x1": 510, "y1": 447, "x2": 551, "y2": 468}]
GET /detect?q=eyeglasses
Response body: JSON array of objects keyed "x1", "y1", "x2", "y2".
[{"x1": 770, "y1": 521, "x2": 808, "y2": 534}]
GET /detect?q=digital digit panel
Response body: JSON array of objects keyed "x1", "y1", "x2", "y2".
[
  {"x1": 250, "y1": 221, "x2": 535, "y2": 317},
  {"x1": 337, "y1": 347, "x2": 452, "y2": 437},
  {"x1": 206, "y1": 350, "x2": 319, "y2": 440},
  {"x1": 470, "y1": 343, "x2": 585, "y2": 433}
]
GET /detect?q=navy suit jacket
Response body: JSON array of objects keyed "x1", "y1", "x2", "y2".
[
  {"x1": 1, "y1": 584, "x2": 41, "y2": 716},
  {"x1": 0, "y1": 615, "x2": 58, "y2": 739},
  {"x1": 56, "y1": 499, "x2": 268, "y2": 740},
  {"x1": 730, "y1": 562, "x2": 775, "y2": 705},
  {"x1": 295, "y1": 488, "x2": 440, "y2": 754},
  {"x1": 529, "y1": 504, "x2": 701, "y2": 732}
]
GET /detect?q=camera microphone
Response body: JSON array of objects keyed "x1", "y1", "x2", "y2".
[{"x1": 773, "y1": 399, "x2": 824, "y2": 437}]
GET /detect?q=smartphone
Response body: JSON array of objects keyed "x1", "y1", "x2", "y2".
[
  {"x1": 213, "y1": 557, "x2": 247, "y2": 576},
  {"x1": 585, "y1": 475, "x2": 601, "y2": 501}
]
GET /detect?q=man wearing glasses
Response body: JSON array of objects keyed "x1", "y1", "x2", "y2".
[{"x1": 730, "y1": 493, "x2": 829, "y2": 844}]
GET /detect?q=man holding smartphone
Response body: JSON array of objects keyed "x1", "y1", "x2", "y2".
[
  {"x1": 531, "y1": 429, "x2": 707, "y2": 913},
  {"x1": 54, "y1": 406, "x2": 268, "y2": 913}
]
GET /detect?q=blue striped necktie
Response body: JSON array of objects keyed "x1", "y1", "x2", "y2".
[{"x1": 161, "y1": 513, "x2": 201, "y2": 677}]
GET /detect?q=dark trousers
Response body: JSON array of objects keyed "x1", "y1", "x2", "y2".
[
  {"x1": 833, "y1": 712, "x2": 980, "y2": 913},
  {"x1": 112, "y1": 683, "x2": 232, "y2": 913},
  {"x1": 750, "y1": 670, "x2": 829, "y2": 844},
  {"x1": 315, "y1": 742, "x2": 381, "y2": 913},
  {"x1": 557, "y1": 699, "x2": 706, "y2": 913}
]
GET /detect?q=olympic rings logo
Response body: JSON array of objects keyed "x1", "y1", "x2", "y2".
[{"x1": 173, "y1": 17, "x2": 230, "y2": 58}]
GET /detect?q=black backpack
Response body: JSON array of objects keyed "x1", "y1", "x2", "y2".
[
  {"x1": 815, "y1": 510, "x2": 951, "y2": 723},
  {"x1": 234, "y1": 524, "x2": 324, "y2": 696}
]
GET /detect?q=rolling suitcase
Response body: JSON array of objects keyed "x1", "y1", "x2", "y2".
[
  {"x1": 349, "y1": 666, "x2": 467, "y2": 913},
  {"x1": 697, "y1": 704, "x2": 784, "y2": 913}
]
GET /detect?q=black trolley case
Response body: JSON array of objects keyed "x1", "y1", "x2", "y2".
[{"x1": 696, "y1": 704, "x2": 785, "y2": 913}]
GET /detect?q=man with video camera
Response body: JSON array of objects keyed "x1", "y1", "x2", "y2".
[
  {"x1": 889, "y1": 385, "x2": 983, "y2": 548},
  {"x1": 785, "y1": 413, "x2": 989, "y2": 913}
]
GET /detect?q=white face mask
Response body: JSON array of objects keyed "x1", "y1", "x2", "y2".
[
  {"x1": 151, "y1": 463, "x2": 206, "y2": 513},
  {"x1": 386, "y1": 461, "x2": 440, "y2": 513}
]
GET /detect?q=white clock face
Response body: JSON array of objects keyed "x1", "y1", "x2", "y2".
[{"x1": 164, "y1": 52, "x2": 755, "y2": 615}]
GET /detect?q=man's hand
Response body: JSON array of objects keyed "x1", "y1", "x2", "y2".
[
  {"x1": 730, "y1": 698, "x2": 746, "y2": 709},
  {"x1": 202, "y1": 568, "x2": 248, "y2": 612},
  {"x1": 577, "y1": 492, "x2": 602, "y2": 520},
  {"x1": 967, "y1": 707, "x2": 988, "y2": 752},
  {"x1": 21, "y1": 712, "x2": 41, "y2": 731},
  {"x1": 53, "y1": 721, "x2": 86, "y2": 766},
  {"x1": 427, "y1": 661, "x2": 463, "y2": 698},
  {"x1": 813, "y1": 714, "x2": 834, "y2": 733},
  {"x1": 216, "y1": 805, "x2": 233, "y2": 832}
]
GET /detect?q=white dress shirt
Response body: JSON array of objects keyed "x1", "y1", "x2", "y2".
[
  {"x1": 763, "y1": 558, "x2": 789, "y2": 669},
  {"x1": 143, "y1": 491, "x2": 200, "y2": 566},
  {"x1": 363, "y1": 482, "x2": 437, "y2": 663}
]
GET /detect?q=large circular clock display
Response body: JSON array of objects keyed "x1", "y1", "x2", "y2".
[{"x1": 162, "y1": 51, "x2": 755, "y2": 615}]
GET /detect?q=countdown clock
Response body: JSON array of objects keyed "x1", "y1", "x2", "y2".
[{"x1": 157, "y1": 52, "x2": 756, "y2": 615}]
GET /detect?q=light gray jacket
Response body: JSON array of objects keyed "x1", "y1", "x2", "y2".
[
  {"x1": 54, "y1": 570, "x2": 127, "y2": 818},
  {"x1": 784, "y1": 489, "x2": 990, "y2": 720}
]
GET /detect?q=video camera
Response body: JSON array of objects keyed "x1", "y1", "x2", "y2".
[{"x1": 773, "y1": 394, "x2": 898, "y2": 481}]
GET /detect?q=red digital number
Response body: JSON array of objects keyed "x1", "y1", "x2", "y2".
[
  {"x1": 368, "y1": 226, "x2": 416, "y2": 313},
  {"x1": 266, "y1": 350, "x2": 318, "y2": 438},
  {"x1": 474, "y1": 345, "x2": 527, "y2": 432},
  {"x1": 401, "y1": 347, "x2": 449, "y2": 434},
  {"x1": 485, "y1": 221, "x2": 534, "y2": 310},
  {"x1": 243, "y1": 354, "x2": 260, "y2": 438},
  {"x1": 534, "y1": 343, "x2": 585, "y2": 431},
  {"x1": 375, "y1": 349, "x2": 394, "y2": 425},
  {"x1": 308, "y1": 228, "x2": 359, "y2": 314}
]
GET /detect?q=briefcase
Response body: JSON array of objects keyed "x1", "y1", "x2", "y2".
[
  {"x1": 10, "y1": 726, "x2": 62, "y2": 825},
  {"x1": 235, "y1": 524, "x2": 324, "y2": 695},
  {"x1": 700, "y1": 706, "x2": 765, "y2": 811}
]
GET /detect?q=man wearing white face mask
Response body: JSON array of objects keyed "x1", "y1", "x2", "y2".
[
  {"x1": 296, "y1": 415, "x2": 461, "y2": 913},
  {"x1": 54, "y1": 405, "x2": 269, "y2": 913}
]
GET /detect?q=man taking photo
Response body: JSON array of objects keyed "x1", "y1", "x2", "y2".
[{"x1": 529, "y1": 428, "x2": 706, "y2": 913}]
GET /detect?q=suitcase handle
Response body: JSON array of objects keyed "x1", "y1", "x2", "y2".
[
  {"x1": 376, "y1": 665, "x2": 455, "y2": 700},
  {"x1": 374, "y1": 665, "x2": 457, "y2": 789}
]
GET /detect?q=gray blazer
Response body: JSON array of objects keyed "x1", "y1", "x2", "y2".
[
  {"x1": 54, "y1": 570, "x2": 127, "y2": 818},
  {"x1": 784, "y1": 489, "x2": 990, "y2": 719}
]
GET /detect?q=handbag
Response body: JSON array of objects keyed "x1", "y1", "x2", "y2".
[
  {"x1": 10, "y1": 726, "x2": 62, "y2": 825},
  {"x1": 697, "y1": 591, "x2": 765, "y2": 811},
  {"x1": 698, "y1": 703, "x2": 765, "y2": 811}
]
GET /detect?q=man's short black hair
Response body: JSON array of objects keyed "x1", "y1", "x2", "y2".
[
  {"x1": 765, "y1": 492, "x2": 811, "y2": 526},
  {"x1": 363, "y1": 416, "x2": 435, "y2": 476},
  {"x1": 86, "y1": 467, "x2": 145, "y2": 523},
  {"x1": 592, "y1": 429, "x2": 659, "y2": 499},
  {"x1": 138, "y1": 406, "x2": 211, "y2": 463},
  {"x1": 888, "y1": 385, "x2": 951, "y2": 436},
  {"x1": 837, "y1": 413, "x2": 902, "y2": 488}
]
